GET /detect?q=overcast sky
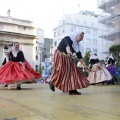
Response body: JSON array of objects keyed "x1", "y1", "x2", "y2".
[{"x1": 0, "y1": 0, "x2": 97, "y2": 38}]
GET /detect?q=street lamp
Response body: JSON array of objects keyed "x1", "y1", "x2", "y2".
[{"x1": 4, "y1": 45, "x2": 8, "y2": 53}]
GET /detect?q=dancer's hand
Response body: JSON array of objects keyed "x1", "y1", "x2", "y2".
[
  {"x1": 67, "y1": 52, "x2": 72, "y2": 57},
  {"x1": 84, "y1": 64, "x2": 89, "y2": 71},
  {"x1": 22, "y1": 63, "x2": 26, "y2": 70}
]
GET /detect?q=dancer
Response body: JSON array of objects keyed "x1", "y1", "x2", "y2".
[
  {"x1": 87, "y1": 54, "x2": 112, "y2": 84},
  {"x1": 107, "y1": 53, "x2": 116, "y2": 84},
  {"x1": 49, "y1": 31, "x2": 89, "y2": 95},
  {"x1": 2, "y1": 51, "x2": 10, "y2": 65},
  {"x1": 0, "y1": 42, "x2": 41, "y2": 90}
]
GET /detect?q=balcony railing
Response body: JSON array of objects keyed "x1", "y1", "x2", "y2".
[{"x1": 98, "y1": 0, "x2": 110, "y2": 6}]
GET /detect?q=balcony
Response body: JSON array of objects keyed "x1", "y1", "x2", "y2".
[
  {"x1": 99, "y1": 14, "x2": 120, "y2": 25},
  {"x1": 98, "y1": 0, "x2": 120, "y2": 11},
  {"x1": 99, "y1": 30, "x2": 120, "y2": 42},
  {"x1": 114, "y1": 4, "x2": 120, "y2": 15}
]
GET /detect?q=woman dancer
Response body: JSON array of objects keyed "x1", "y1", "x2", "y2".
[
  {"x1": 87, "y1": 54, "x2": 112, "y2": 84},
  {"x1": 0, "y1": 42, "x2": 41, "y2": 90},
  {"x1": 49, "y1": 31, "x2": 89, "y2": 95}
]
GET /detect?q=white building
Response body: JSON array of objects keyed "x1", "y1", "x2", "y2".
[
  {"x1": 53, "y1": 10, "x2": 99, "y2": 57},
  {"x1": 36, "y1": 28, "x2": 44, "y2": 43},
  {"x1": 35, "y1": 28, "x2": 44, "y2": 72},
  {"x1": 0, "y1": 12, "x2": 39, "y2": 69}
]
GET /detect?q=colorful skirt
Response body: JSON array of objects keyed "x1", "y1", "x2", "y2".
[
  {"x1": 0, "y1": 59, "x2": 41, "y2": 84},
  {"x1": 87, "y1": 63, "x2": 112, "y2": 84},
  {"x1": 50, "y1": 50, "x2": 89, "y2": 92}
]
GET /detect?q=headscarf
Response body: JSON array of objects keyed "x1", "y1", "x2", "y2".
[
  {"x1": 11, "y1": 42, "x2": 22, "y2": 51},
  {"x1": 107, "y1": 53, "x2": 114, "y2": 62},
  {"x1": 11, "y1": 42, "x2": 22, "y2": 57},
  {"x1": 90, "y1": 54, "x2": 98, "y2": 60},
  {"x1": 69, "y1": 31, "x2": 83, "y2": 53}
]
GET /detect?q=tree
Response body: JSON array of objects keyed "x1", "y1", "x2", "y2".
[
  {"x1": 83, "y1": 51, "x2": 91, "y2": 66},
  {"x1": 109, "y1": 44, "x2": 120, "y2": 68},
  {"x1": 39, "y1": 65, "x2": 43, "y2": 74}
]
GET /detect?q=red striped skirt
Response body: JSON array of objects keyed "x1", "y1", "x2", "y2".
[{"x1": 50, "y1": 50, "x2": 89, "y2": 92}]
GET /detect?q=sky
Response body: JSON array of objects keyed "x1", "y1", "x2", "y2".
[{"x1": 0, "y1": 0, "x2": 97, "y2": 38}]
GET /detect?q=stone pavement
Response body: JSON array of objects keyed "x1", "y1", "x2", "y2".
[{"x1": 0, "y1": 84, "x2": 120, "y2": 120}]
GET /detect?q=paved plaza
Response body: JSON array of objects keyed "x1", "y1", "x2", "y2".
[{"x1": 0, "y1": 84, "x2": 120, "y2": 120}]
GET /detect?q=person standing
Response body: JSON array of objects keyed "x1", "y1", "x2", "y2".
[
  {"x1": 49, "y1": 31, "x2": 89, "y2": 95},
  {"x1": 0, "y1": 42, "x2": 41, "y2": 90}
]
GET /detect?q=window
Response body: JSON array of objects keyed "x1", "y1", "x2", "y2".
[
  {"x1": 86, "y1": 39, "x2": 90, "y2": 43},
  {"x1": 93, "y1": 49, "x2": 97, "y2": 54},
  {"x1": 36, "y1": 55, "x2": 38, "y2": 60},
  {"x1": 91, "y1": 22, "x2": 94, "y2": 26},
  {"x1": 36, "y1": 47, "x2": 37, "y2": 50},
  {"x1": 54, "y1": 41, "x2": 57, "y2": 46},
  {"x1": 86, "y1": 48, "x2": 91, "y2": 52},
  {"x1": 58, "y1": 39, "x2": 61, "y2": 44},
  {"x1": 86, "y1": 29, "x2": 90, "y2": 33},
  {"x1": 58, "y1": 29, "x2": 61, "y2": 36},
  {"x1": 62, "y1": 27, "x2": 66, "y2": 34},
  {"x1": 93, "y1": 39, "x2": 97, "y2": 44},
  {"x1": 71, "y1": 26, "x2": 76, "y2": 32},
  {"x1": 78, "y1": 28, "x2": 83, "y2": 31},
  {"x1": 83, "y1": 21, "x2": 86, "y2": 24},
  {"x1": 54, "y1": 32, "x2": 56, "y2": 37},
  {"x1": 35, "y1": 65, "x2": 38, "y2": 72},
  {"x1": 93, "y1": 30, "x2": 97, "y2": 35},
  {"x1": 76, "y1": 20, "x2": 79, "y2": 24}
]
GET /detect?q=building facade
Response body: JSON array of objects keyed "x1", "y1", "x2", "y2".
[
  {"x1": 35, "y1": 37, "x2": 53, "y2": 74},
  {"x1": 98, "y1": 0, "x2": 120, "y2": 45},
  {"x1": 53, "y1": 11, "x2": 99, "y2": 57},
  {"x1": 0, "y1": 15, "x2": 38, "y2": 69},
  {"x1": 35, "y1": 28, "x2": 44, "y2": 72}
]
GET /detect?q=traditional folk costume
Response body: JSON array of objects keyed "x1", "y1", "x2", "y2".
[
  {"x1": 107, "y1": 54, "x2": 116, "y2": 84},
  {"x1": 49, "y1": 31, "x2": 89, "y2": 94},
  {"x1": 0, "y1": 50, "x2": 41, "y2": 89},
  {"x1": 87, "y1": 55, "x2": 112, "y2": 84}
]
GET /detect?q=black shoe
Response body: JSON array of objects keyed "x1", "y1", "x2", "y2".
[
  {"x1": 17, "y1": 86, "x2": 21, "y2": 90},
  {"x1": 73, "y1": 90, "x2": 81, "y2": 95},
  {"x1": 90, "y1": 83, "x2": 96, "y2": 85},
  {"x1": 69, "y1": 90, "x2": 81, "y2": 95},
  {"x1": 4, "y1": 84, "x2": 8, "y2": 87},
  {"x1": 49, "y1": 81, "x2": 55, "y2": 92},
  {"x1": 69, "y1": 90, "x2": 74, "y2": 95}
]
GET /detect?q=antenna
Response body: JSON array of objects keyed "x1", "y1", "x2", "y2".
[
  {"x1": 62, "y1": 8, "x2": 64, "y2": 15},
  {"x1": 78, "y1": 3, "x2": 80, "y2": 12},
  {"x1": 7, "y1": 9, "x2": 11, "y2": 17}
]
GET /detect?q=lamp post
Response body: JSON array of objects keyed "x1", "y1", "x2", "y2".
[{"x1": 4, "y1": 45, "x2": 8, "y2": 53}]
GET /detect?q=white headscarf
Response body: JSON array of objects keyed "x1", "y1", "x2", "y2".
[
  {"x1": 90, "y1": 54, "x2": 98, "y2": 60},
  {"x1": 11, "y1": 42, "x2": 22, "y2": 57},
  {"x1": 69, "y1": 31, "x2": 83, "y2": 53},
  {"x1": 107, "y1": 54, "x2": 114, "y2": 61}
]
